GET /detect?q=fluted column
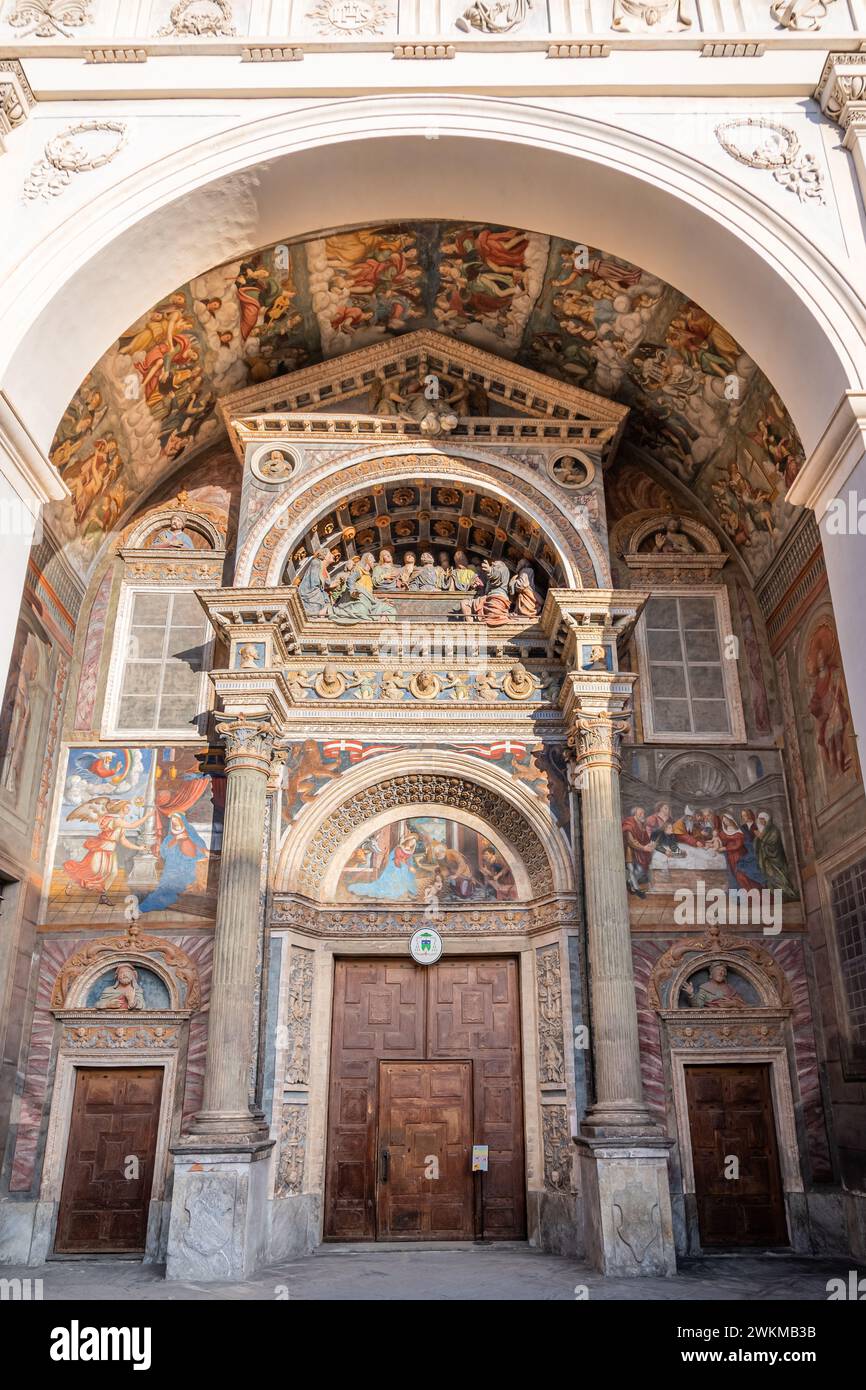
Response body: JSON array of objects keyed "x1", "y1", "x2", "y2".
[
  {"x1": 565, "y1": 679, "x2": 661, "y2": 1137},
  {"x1": 192, "y1": 714, "x2": 274, "y2": 1137}
]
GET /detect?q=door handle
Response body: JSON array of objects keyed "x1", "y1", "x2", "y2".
[{"x1": 380, "y1": 1148, "x2": 389, "y2": 1183}]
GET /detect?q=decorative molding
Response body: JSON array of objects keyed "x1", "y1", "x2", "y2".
[
  {"x1": 307, "y1": 0, "x2": 394, "y2": 35},
  {"x1": 715, "y1": 118, "x2": 825, "y2": 205},
  {"x1": 157, "y1": 0, "x2": 236, "y2": 37},
  {"x1": 815, "y1": 53, "x2": 866, "y2": 148},
  {"x1": 455, "y1": 0, "x2": 532, "y2": 33},
  {"x1": 663, "y1": 1012, "x2": 785, "y2": 1050},
  {"x1": 612, "y1": 0, "x2": 690, "y2": 33},
  {"x1": 6, "y1": 0, "x2": 92, "y2": 38},
  {"x1": 22, "y1": 120, "x2": 127, "y2": 203},
  {"x1": 60, "y1": 1020, "x2": 182, "y2": 1050},
  {"x1": 536, "y1": 944, "x2": 565, "y2": 1084},
  {"x1": 296, "y1": 773, "x2": 554, "y2": 897},
  {"x1": 0, "y1": 60, "x2": 34, "y2": 150},
  {"x1": 271, "y1": 895, "x2": 574, "y2": 937},
  {"x1": 242, "y1": 47, "x2": 304, "y2": 61},
  {"x1": 393, "y1": 44, "x2": 455, "y2": 59},
  {"x1": 701, "y1": 42, "x2": 764, "y2": 56},
  {"x1": 50, "y1": 922, "x2": 202, "y2": 1012},
  {"x1": 85, "y1": 48, "x2": 148, "y2": 62},
  {"x1": 548, "y1": 43, "x2": 610, "y2": 57},
  {"x1": 647, "y1": 922, "x2": 791, "y2": 1011},
  {"x1": 771, "y1": 0, "x2": 836, "y2": 32}
]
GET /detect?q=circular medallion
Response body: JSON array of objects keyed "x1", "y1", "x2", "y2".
[
  {"x1": 410, "y1": 927, "x2": 443, "y2": 965},
  {"x1": 251, "y1": 446, "x2": 298, "y2": 484},
  {"x1": 547, "y1": 453, "x2": 595, "y2": 489}
]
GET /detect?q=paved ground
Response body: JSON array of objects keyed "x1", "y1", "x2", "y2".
[{"x1": 2, "y1": 1243, "x2": 858, "y2": 1300}]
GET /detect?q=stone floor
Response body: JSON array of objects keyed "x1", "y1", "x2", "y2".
[{"x1": 2, "y1": 1244, "x2": 859, "y2": 1300}]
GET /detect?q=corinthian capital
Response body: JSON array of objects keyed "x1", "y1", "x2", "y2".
[
  {"x1": 216, "y1": 713, "x2": 277, "y2": 773},
  {"x1": 567, "y1": 712, "x2": 632, "y2": 773},
  {"x1": 815, "y1": 54, "x2": 866, "y2": 144}
]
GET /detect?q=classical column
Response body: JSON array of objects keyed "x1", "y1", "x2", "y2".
[
  {"x1": 562, "y1": 671, "x2": 676, "y2": 1277},
  {"x1": 191, "y1": 713, "x2": 274, "y2": 1138},
  {"x1": 564, "y1": 678, "x2": 660, "y2": 1136}
]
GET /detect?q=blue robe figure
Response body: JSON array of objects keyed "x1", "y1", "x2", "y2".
[
  {"x1": 347, "y1": 839, "x2": 418, "y2": 900},
  {"x1": 296, "y1": 548, "x2": 333, "y2": 617},
  {"x1": 138, "y1": 813, "x2": 207, "y2": 913}
]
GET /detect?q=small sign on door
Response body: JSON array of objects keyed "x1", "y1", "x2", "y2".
[{"x1": 471, "y1": 1144, "x2": 489, "y2": 1172}]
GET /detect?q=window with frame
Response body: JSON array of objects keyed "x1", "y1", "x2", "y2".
[
  {"x1": 639, "y1": 591, "x2": 738, "y2": 740},
  {"x1": 830, "y1": 856, "x2": 866, "y2": 1067},
  {"x1": 111, "y1": 588, "x2": 210, "y2": 736}
]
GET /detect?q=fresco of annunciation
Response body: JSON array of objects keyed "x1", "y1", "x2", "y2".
[
  {"x1": 48, "y1": 746, "x2": 225, "y2": 923},
  {"x1": 48, "y1": 222, "x2": 803, "y2": 581}
]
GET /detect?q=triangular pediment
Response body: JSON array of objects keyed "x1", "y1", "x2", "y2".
[{"x1": 220, "y1": 329, "x2": 628, "y2": 463}]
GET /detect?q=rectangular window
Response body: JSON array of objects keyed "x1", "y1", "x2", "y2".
[
  {"x1": 111, "y1": 589, "x2": 210, "y2": 737},
  {"x1": 636, "y1": 589, "x2": 743, "y2": 743},
  {"x1": 830, "y1": 857, "x2": 866, "y2": 1065}
]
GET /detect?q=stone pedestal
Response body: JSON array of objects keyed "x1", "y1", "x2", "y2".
[
  {"x1": 165, "y1": 1140, "x2": 274, "y2": 1282},
  {"x1": 577, "y1": 1136, "x2": 677, "y2": 1278}
]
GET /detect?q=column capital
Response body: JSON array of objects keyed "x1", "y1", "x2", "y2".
[
  {"x1": 815, "y1": 53, "x2": 866, "y2": 147},
  {"x1": 215, "y1": 713, "x2": 278, "y2": 775},
  {"x1": 560, "y1": 671, "x2": 637, "y2": 776}
]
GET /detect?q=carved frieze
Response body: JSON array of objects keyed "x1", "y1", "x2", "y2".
[
  {"x1": 61, "y1": 1022, "x2": 181, "y2": 1050},
  {"x1": 7, "y1": 1, "x2": 93, "y2": 37},
  {"x1": 157, "y1": 0, "x2": 236, "y2": 35},
  {"x1": 271, "y1": 895, "x2": 573, "y2": 936}
]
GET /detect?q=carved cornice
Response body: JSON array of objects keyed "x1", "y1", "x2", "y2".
[
  {"x1": 0, "y1": 60, "x2": 34, "y2": 150},
  {"x1": 815, "y1": 53, "x2": 866, "y2": 146}
]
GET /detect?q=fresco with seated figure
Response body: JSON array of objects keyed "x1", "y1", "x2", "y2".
[{"x1": 337, "y1": 816, "x2": 517, "y2": 903}]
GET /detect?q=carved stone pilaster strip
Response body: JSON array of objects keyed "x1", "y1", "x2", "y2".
[
  {"x1": 284, "y1": 948, "x2": 313, "y2": 1085},
  {"x1": 276, "y1": 1104, "x2": 307, "y2": 1196},
  {"x1": 542, "y1": 1106, "x2": 574, "y2": 1192},
  {"x1": 536, "y1": 944, "x2": 565, "y2": 1085}
]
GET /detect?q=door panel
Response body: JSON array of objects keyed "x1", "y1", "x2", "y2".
[
  {"x1": 324, "y1": 957, "x2": 525, "y2": 1241},
  {"x1": 685, "y1": 1063, "x2": 787, "y2": 1247},
  {"x1": 55, "y1": 1067, "x2": 163, "y2": 1255},
  {"x1": 377, "y1": 1061, "x2": 473, "y2": 1240}
]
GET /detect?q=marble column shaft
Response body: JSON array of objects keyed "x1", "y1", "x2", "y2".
[
  {"x1": 570, "y1": 708, "x2": 661, "y2": 1136},
  {"x1": 193, "y1": 717, "x2": 273, "y2": 1137}
]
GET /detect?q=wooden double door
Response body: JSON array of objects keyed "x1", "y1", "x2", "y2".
[
  {"x1": 55, "y1": 1067, "x2": 163, "y2": 1255},
  {"x1": 325, "y1": 958, "x2": 525, "y2": 1241},
  {"x1": 685, "y1": 1063, "x2": 788, "y2": 1248}
]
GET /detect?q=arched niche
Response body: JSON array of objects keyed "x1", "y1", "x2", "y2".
[{"x1": 275, "y1": 750, "x2": 574, "y2": 902}]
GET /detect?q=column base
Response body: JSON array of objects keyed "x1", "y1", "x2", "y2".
[
  {"x1": 576, "y1": 1135, "x2": 677, "y2": 1278},
  {"x1": 165, "y1": 1138, "x2": 274, "y2": 1282},
  {"x1": 580, "y1": 1098, "x2": 667, "y2": 1139},
  {"x1": 188, "y1": 1106, "x2": 270, "y2": 1140}
]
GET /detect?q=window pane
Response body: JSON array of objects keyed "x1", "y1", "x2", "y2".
[
  {"x1": 645, "y1": 598, "x2": 679, "y2": 629},
  {"x1": 689, "y1": 664, "x2": 725, "y2": 699},
  {"x1": 647, "y1": 629, "x2": 683, "y2": 662},
  {"x1": 117, "y1": 694, "x2": 159, "y2": 729},
  {"x1": 132, "y1": 592, "x2": 170, "y2": 625},
  {"x1": 162, "y1": 662, "x2": 201, "y2": 695},
  {"x1": 684, "y1": 628, "x2": 721, "y2": 663},
  {"x1": 650, "y1": 665, "x2": 688, "y2": 698},
  {"x1": 679, "y1": 596, "x2": 716, "y2": 628},
  {"x1": 692, "y1": 700, "x2": 731, "y2": 733},
  {"x1": 120, "y1": 664, "x2": 160, "y2": 697},
  {"x1": 171, "y1": 592, "x2": 206, "y2": 627},
  {"x1": 653, "y1": 699, "x2": 691, "y2": 732},
  {"x1": 127, "y1": 629, "x2": 165, "y2": 660},
  {"x1": 159, "y1": 698, "x2": 198, "y2": 730}
]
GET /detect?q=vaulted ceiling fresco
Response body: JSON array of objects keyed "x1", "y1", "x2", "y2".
[{"x1": 48, "y1": 221, "x2": 804, "y2": 582}]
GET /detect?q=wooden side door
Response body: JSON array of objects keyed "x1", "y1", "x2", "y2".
[
  {"x1": 377, "y1": 1060, "x2": 474, "y2": 1240},
  {"x1": 685, "y1": 1063, "x2": 788, "y2": 1248},
  {"x1": 55, "y1": 1067, "x2": 163, "y2": 1255}
]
